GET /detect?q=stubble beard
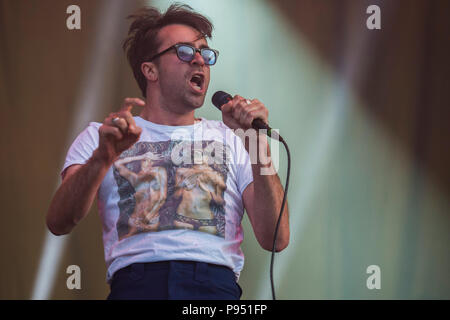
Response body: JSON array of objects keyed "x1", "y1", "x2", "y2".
[{"x1": 161, "y1": 78, "x2": 206, "y2": 113}]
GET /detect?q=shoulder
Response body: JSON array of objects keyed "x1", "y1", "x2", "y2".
[
  {"x1": 71, "y1": 121, "x2": 102, "y2": 142},
  {"x1": 79, "y1": 121, "x2": 102, "y2": 140},
  {"x1": 87, "y1": 121, "x2": 102, "y2": 130}
]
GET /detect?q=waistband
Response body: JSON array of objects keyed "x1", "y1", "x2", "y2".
[{"x1": 113, "y1": 260, "x2": 235, "y2": 282}]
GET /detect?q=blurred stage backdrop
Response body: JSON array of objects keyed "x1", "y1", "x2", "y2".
[{"x1": 0, "y1": 0, "x2": 449, "y2": 299}]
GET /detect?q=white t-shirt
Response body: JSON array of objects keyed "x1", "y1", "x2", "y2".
[{"x1": 62, "y1": 116, "x2": 253, "y2": 283}]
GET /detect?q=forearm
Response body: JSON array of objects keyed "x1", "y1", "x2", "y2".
[
  {"x1": 246, "y1": 133, "x2": 290, "y2": 251},
  {"x1": 46, "y1": 150, "x2": 111, "y2": 235}
]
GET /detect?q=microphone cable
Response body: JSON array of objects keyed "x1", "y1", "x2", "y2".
[{"x1": 269, "y1": 137, "x2": 291, "y2": 300}]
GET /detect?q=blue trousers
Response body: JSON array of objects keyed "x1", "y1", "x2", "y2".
[{"x1": 107, "y1": 260, "x2": 242, "y2": 300}]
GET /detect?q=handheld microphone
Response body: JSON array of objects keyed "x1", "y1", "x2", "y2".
[{"x1": 211, "y1": 90, "x2": 284, "y2": 142}]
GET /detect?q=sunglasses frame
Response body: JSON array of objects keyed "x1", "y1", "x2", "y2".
[{"x1": 148, "y1": 43, "x2": 219, "y2": 65}]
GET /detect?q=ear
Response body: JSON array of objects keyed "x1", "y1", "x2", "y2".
[{"x1": 141, "y1": 62, "x2": 158, "y2": 82}]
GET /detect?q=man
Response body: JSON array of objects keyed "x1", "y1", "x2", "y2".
[{"x1": 47, "y1": 4, "x2": 289, "y2": 300}]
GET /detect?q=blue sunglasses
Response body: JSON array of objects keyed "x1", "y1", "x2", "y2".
[{"x1": 149, "y1": 43, "x2": 219, "y2": 66}]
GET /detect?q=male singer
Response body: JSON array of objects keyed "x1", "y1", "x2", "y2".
[{"x1": 47, "y1": 4, "x2": 289, "y2": 300}]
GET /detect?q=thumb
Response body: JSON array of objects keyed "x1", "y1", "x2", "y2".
[{"x1": 221, "y1": 101, "x2": 233, "y2": 114}]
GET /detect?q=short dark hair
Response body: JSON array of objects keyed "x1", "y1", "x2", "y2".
[{"x1": 122, "y1": 3, "x2": 214, "y2": 98}]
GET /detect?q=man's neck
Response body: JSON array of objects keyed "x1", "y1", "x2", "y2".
[{"x1": 140, "y1": 99, "x2": 197, "y2": 126}]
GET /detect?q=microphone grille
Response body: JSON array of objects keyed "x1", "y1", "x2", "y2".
[{"x1": 212, "y1": 91, "x2": 232, "y2": 110}]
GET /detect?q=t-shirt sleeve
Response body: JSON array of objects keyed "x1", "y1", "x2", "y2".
[
  {"x1": 61, "y1": 122, "x2": 101, "y2": 179},
  {"x1": 234, "y1": 134, "x2": 254, "y2": 195}
]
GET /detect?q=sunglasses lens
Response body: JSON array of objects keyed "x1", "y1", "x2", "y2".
[
  {"x1": 177, "y1": 45, "x2": 195, "y2": 62},
  {"x1": 175, "y1": 45, "x2": 217, "y2": 65},
  {"x1": 202, "y1": 49, "x2": 216, "y2": 65}
]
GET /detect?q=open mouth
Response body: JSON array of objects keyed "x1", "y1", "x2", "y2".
[{"x1": 189, "y1": 73, "x2": 204, "y2": 93}]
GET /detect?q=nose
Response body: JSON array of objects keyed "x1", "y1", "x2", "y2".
[{"x1": 191, "y1": 50, "x2": 205, "y2": 67}]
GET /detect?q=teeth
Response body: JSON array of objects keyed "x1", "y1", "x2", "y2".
[{"x1": 190, "y1": 74, "x2": 203, "y2": 91}]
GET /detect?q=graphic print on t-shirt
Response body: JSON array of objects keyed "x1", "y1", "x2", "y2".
[{"x1": 113, "y1": 140, "x2": 230, "y2": 240}]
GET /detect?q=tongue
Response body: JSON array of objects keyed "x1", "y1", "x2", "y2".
[{"x1": 191, "y1": 80, "x2": 201, "y2": 90}]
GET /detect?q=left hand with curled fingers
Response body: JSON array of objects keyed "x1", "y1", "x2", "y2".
[
  {"x1": 96, "y1": 97, "x2": 145, "y2": 165},
  {"x1": 221, "y1": 95, "x2": 269, "y2": 131}
]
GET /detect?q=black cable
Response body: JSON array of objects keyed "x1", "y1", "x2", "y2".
[{"x1": 270, "y1": 138, "x2": 291, "y2": 300}]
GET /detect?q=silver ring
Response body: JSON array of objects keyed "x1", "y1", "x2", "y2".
[
  {"x1": 112, "y1": 117, "x2": 121, "y2": 123},
  {"x1": 245, "y1": 99, "x2": 251, "y2": 105}
]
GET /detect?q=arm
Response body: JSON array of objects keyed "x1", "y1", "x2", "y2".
[
  {"x1": 221, "y1": 95, "x2": 290, "y2": 252},
  {"x1": 242, "y1": 133, "x2": 290, "y2": 252},
  {"x1": 46, "y1": 150, "x2": 112, "y2": 235},
  {"x1": 46, "y1": 97, "x2": 145, "y2": 235}
]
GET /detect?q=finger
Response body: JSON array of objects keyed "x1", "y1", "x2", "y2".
[
  {"x1": 221, "y1": 100, "x2": 234, "y2": 114},
  {"x1": 105, "y1": 113, "x2": 122, "y2": 126},
  {"x1": 128, "y1": 124, "x2": 142, "y2": 137},
  {"x1": 231, "y1": 95, "x2": 246, "y2": 108},
  {"x1": 112, "y1": 117, "x2": 128, "y2": 133},
  {"x1": 232, "y1": 103, "x2": 242, "y2": 122},
  {"x1": 249, "y1": 109, "x2": 269, "y2": 128},
  {"x1": 100, "y1": 125, "x2": 123, "y2": 140},
  {"x1": 121, "y1": 97, "x2": 146, "y2": 112},
  {"x1": 241, "y1": 105, "x2": 261, "y2": 128},
  {"x1": 233, "y1": 95, "x2": 244, "y2": 102},
  {"x1": 244, "y1": 100, "x2": 268, "y2": 122},
  {"x1": 232, "y1": 99, "x2": 248, "y2": 122},
  {"x1": 116, "y1": 110, "x2": 138, "y2": 132}
]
